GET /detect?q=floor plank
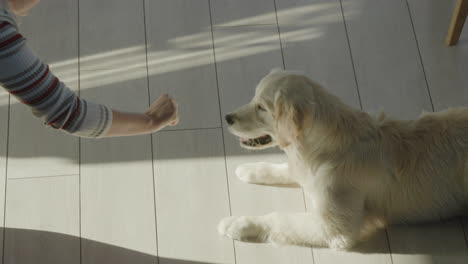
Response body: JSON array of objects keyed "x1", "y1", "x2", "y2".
[
  {"x1": 407, "y1": 0, "x2": 468, "y2": 110},
  {"x1": 4, "y1": 176, "x2": 80, "y2": 264},
  {"x1": 6, "y1": 0, "x2": 79, "y2": 179},
  {"x1": 79, "y1": 1, "x2": 158, "y2": 263},
  {"x1": 0, "y1": 90, "x2": 7, "y2": 261},
  {"x1": 80, "y1": 73, "x2": 157, "y2": 264},
  {"x1": 79, "y1": 0, "x2": 146, "y2": 71},
  {"x1": 19, "y1": 0, "x2": 79, "y2": 64},
  {"x1": 342, "y1": 0, "x2": 432, "y2": 119},
  {"x1": 145, "y1": 0, "x2": 221, "y2": 130},
  {"x1": 214, "y1": 25, "x2": 314, "y2": 264},
  {"x1": 153, "y1": 128, "x2": 235, "y2": 264},
  {"x1": 210, "y1": 0, "x2": 276, "y2": 27},
  {"x1": 276, "y1": 0, "x2": 361, "y2": 107}
]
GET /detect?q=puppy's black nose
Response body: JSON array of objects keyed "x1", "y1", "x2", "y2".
[{"x1": 225, "y1": 114, "x2": 235, "y2": 125}]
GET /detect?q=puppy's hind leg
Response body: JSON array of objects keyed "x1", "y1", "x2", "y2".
[{"x1": 235, "y1": 162, "x2": 298, "y2": 187}]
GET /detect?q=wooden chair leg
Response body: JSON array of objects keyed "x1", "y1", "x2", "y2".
[{"x1": 446, "y1": 0, "x2": 468, "y2": 46}]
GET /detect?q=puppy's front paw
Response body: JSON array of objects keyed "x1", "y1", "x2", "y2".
[
  {"x1": 235, "y1": 163, "x2": 269, "y2": 184},
  {"x1": 218, "y1": 216, "x2": 270, "y2": 243}
]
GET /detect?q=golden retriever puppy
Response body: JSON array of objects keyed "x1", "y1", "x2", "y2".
[{"x1": 218, "y1": 69, "x2": 468, "y2": 249}]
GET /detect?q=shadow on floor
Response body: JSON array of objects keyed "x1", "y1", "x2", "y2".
[
  {"x1": 1, "y1": 227, "x2": 226, "y2": 264},
  {"x1": 2, "y1": 219, "x2": 468, "y2": 264},
  {"x1": 350, "y1": 217, "x2": 468, "y2": 257}
]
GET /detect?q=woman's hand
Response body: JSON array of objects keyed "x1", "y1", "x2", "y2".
[
  {"x1": 145, "y1": 94, "x2": 179, "y2": 131},
  {"x1": 103, "y1": 94, "x2": 179, "y2": 138},
  {"x1": 8, "y1": 0, "x2": 40, "y2": 16}
]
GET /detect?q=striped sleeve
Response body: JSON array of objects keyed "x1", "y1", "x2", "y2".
[{"x1": 0, "y1": 21, "x2": 113, "y2": 138}]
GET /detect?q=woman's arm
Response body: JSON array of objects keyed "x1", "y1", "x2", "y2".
[{"x1": 0, "y1": 21, "x2": 178, "y2": 138}]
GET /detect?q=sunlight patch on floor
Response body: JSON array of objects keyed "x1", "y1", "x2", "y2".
[{"x1": 42, "y1": 3, "x2": 356, "y2": 91}]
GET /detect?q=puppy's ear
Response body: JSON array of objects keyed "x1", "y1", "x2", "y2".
[{"x1": 273, "y1": 88, "x2": 307, "y2": 148}]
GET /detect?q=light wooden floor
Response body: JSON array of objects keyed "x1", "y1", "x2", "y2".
[{"x1": 0, "y1": 0, "x2": 468, "y2": 263}]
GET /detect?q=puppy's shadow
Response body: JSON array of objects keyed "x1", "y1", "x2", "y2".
[{"x1": 349, "y1": 217, "x2": 468, "y2": 260}]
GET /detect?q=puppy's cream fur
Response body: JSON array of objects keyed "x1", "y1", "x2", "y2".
[{"x1": 218, "y1": 69, "x2": 468, "y2": 249}]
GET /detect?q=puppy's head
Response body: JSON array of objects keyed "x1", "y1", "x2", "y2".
[{"x1": 225, "y1": 69, "x2": 316, "y2": 149}]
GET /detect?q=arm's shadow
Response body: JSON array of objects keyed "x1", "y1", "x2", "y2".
[
  {"x1": 1, "y1": 227, "x2": 222, "y2": 264},
  {"x1": 2, "y1": 217, "x2": 468, "y2": 264}
]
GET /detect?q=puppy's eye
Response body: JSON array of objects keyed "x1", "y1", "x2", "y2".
[{"x1": 256, "y1": 104, "x2": 266, "y2": 111}]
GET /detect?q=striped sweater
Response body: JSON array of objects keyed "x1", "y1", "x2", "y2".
[{"x1": 0, "y1": 5, "x2": 112, "y2": 138}]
